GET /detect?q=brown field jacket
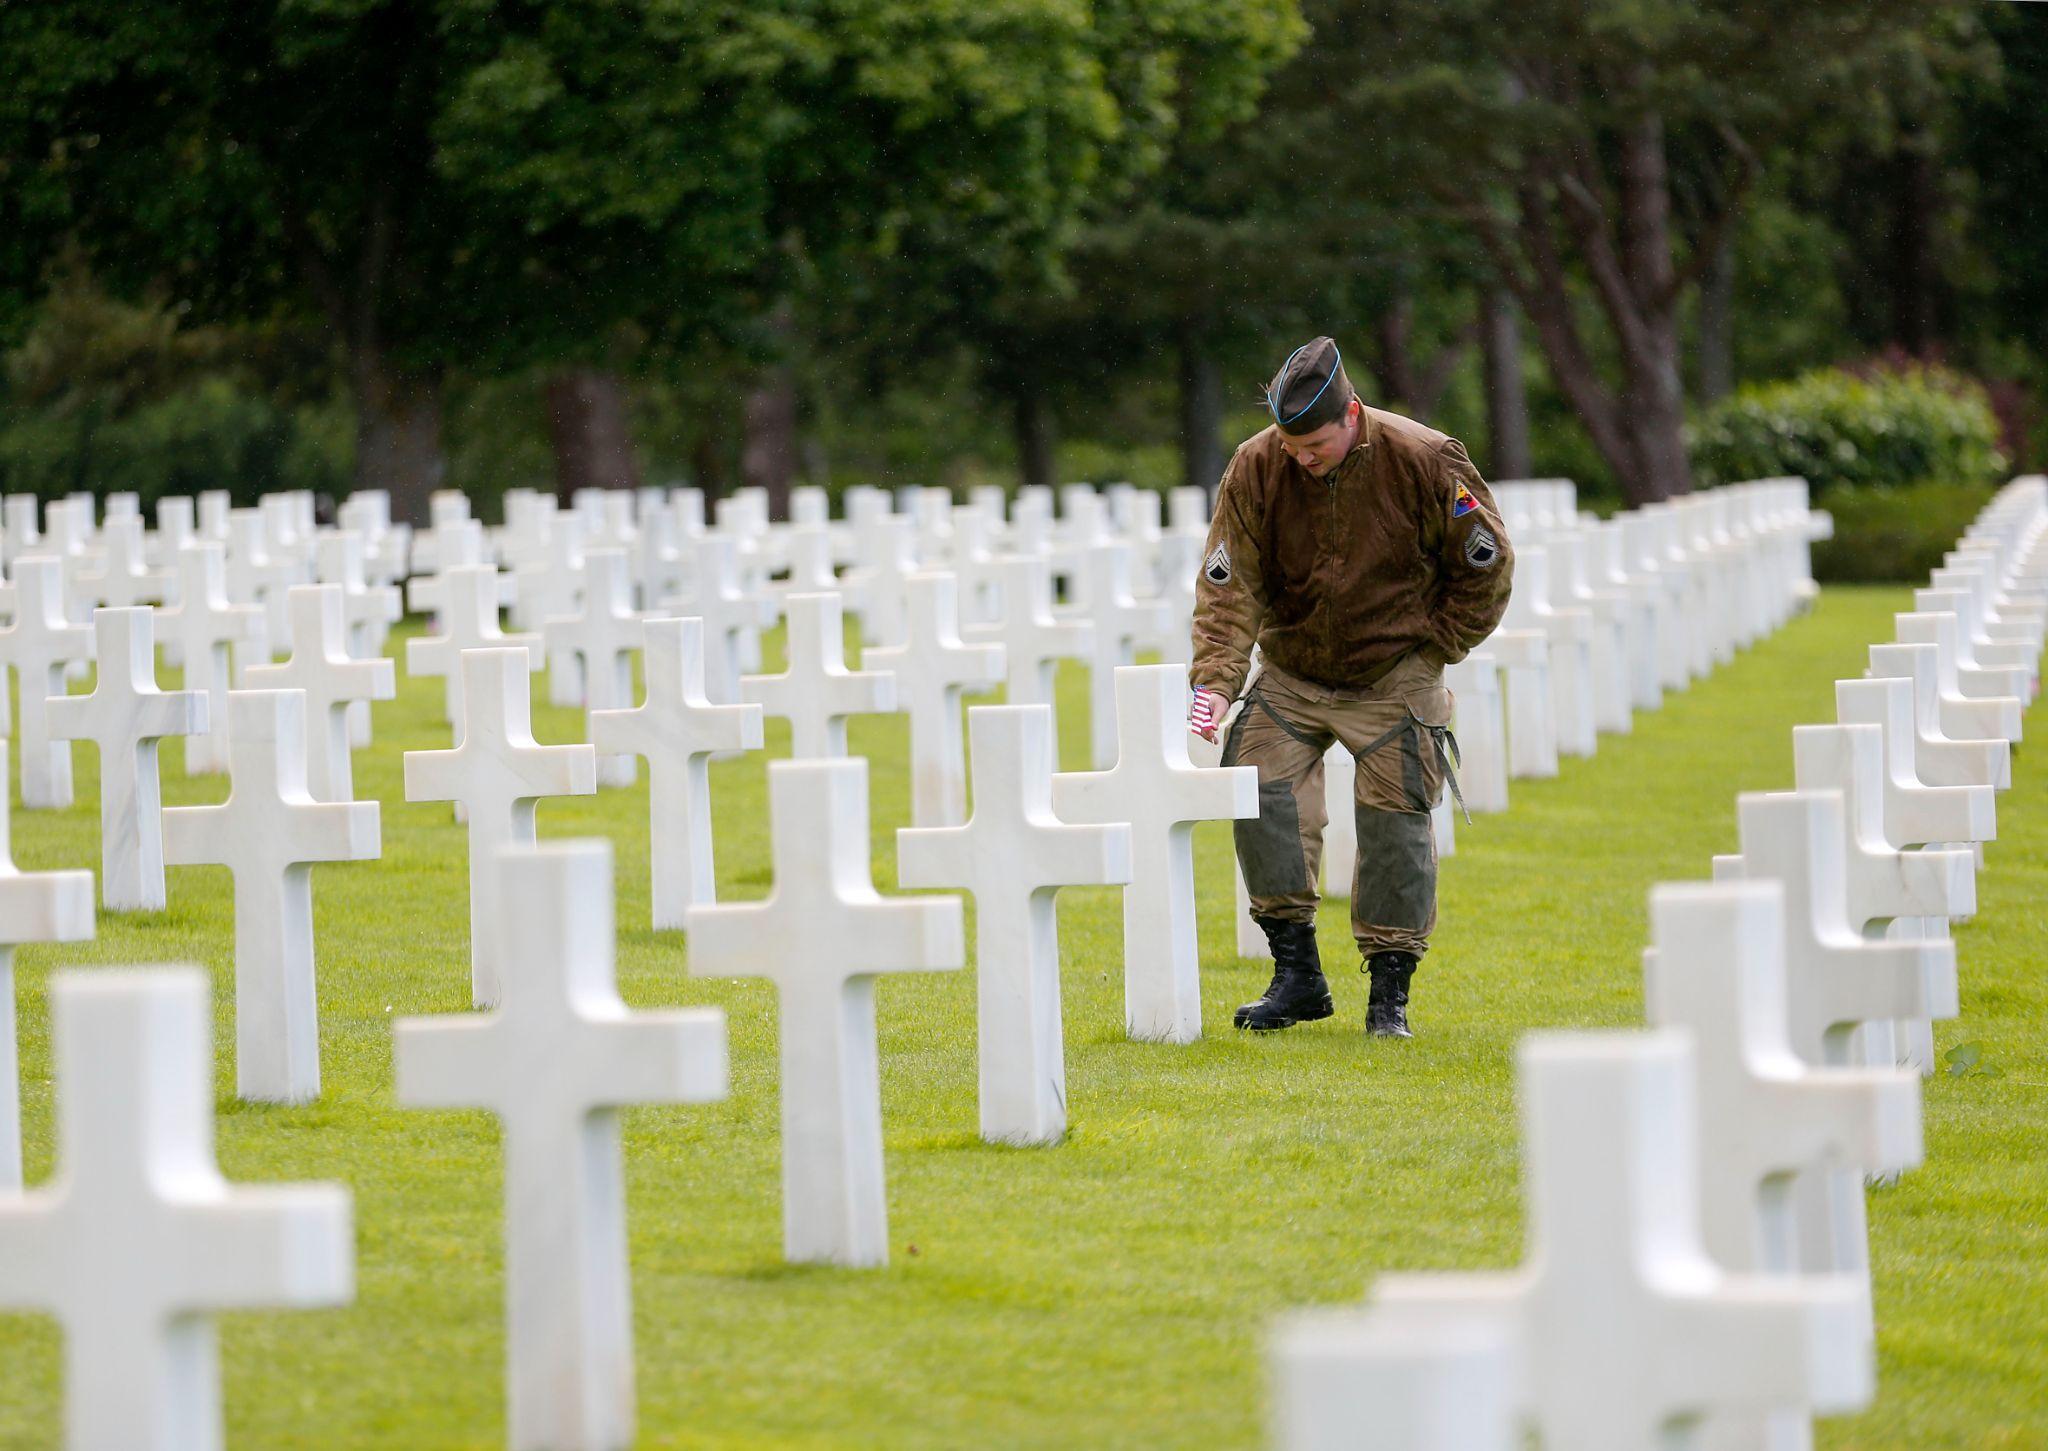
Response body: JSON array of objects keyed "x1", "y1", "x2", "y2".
[{"x1": 1190, "y1": 405, "x2": 1515, "y2": 701}]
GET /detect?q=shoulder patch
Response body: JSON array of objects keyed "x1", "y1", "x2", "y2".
[
  {"x1": 1203, "y1": 543, "x2": 1232, "y2": 585},
  {"x1": 1464, "y1": 523, "x2": 1500, "y2": 569},
  {"x1": 1452, "y1": 481, "x2": 1480, "y2": 518}
]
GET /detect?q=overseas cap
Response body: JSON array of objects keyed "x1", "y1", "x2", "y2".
[{"x1": 1265, "y1": 336, "x2": 1354, "y2": 436}]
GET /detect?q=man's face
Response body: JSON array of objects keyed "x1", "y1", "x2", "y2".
[{"x1": 1276, "y1": 398, "x2": 1361, "y2": 478}]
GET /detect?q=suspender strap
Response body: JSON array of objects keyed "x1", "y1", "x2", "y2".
[{"x1": 1245, "y1": 686, "x2": 1322, "y2": 750}]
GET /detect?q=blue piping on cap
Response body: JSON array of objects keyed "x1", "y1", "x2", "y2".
[{"x1": 1267, "y1": 341, "x2": 1342, "y2": 426}]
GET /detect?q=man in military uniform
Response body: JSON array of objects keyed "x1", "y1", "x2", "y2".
[{"x1": 1188, "y1": 336, "x2": 1514, "y2": 1038}]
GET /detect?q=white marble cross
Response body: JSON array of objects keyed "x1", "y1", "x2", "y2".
[
  {"x1": 531, "y1": 518, "x2": 589, "y2": 703},
  {"x1": 316, "y1": 528, "x2": 402, "y2": 663},
  {"x1": 863, "y1": 573, "x2": 1004, "y2": 827},
  {"x1": 543, "y1": 548, "x2": 643, "y2": 785},
  {"x1": 898, "y1": 705, "x2": 1131, "y2": 1146},
  {"x1": 404, "y1": 648, "x2": 597, "y2": 1007},
  {"x1": 224, "y1": 508, "x2": 301, "y2": 652},
  {"x1": 844, "y1": 514, "x2": 916, "y2": 647},
  {"x1": 967, "y1": 557, "x2": 1093, "y2": 734},
  {"x1": 685, "y1": 758, "x2": 962, "y2": 1267},
  {"x1": 1834, "y1": 675, "x2": 1997, "y2": 851},
  {"x1": 1070, "y1": 543, "x2": 1171, "y2": 770},
  {"x1": 49, "y1": 608, "x2": 207, "y2": 910},
  {"x1": 243, "y1": 585, "x2": 395, "y2": 803},
  {"x1": 1269, "y1": 1313, "x2": 1515, "y2": 1451},
  {"x1": 1712, "y1": 790, "x2": 1956, "y2": 1070},
  {"x1": 1643, "y1": 880, "x2": 1920, "y2": 1451},
  {"x1": 75, "y1": 514, "x2": 171, "y2": 611},
  {"x1": 159, "y1": 542, "x2": 264, "y2": 775},
  {"x1": 1484, "y1": 627, "x2": 1558, "y2": 781},
  {"x1": 163, "y1": 690, "x2": 381, "y2": 1102},
  {"x1": 1371, "y1": 1031, "x2": 1871, "y2": 1450},
  {"x1": 589, "y1": 617, "x2": 763, "y2": 929},
  {"x1": 0, "y1": 557, "x2": 95, "y2": 809},
  {"x1": 405, "y1": 564, "x2": 544, "y2": 734},
  {"x1": 1445, "y1": 652, "x2": 1509, "y2": 813},
  {"x1": 1782, "y1": 723, "x2": 1979, "y2": 934},
  {"x1": 672, "y1": 533, "x2": 774, "y2": 705},
  {"x1": 1893, "y1": 607, "x2": 2023, "y2": 743},
  {"x1": 396, "y1": 840, "x2": 725, "y2": 1451},
  {"x1": 771, "y1": 523, "x2": 839, "y2": 608},
  {"x1": 404, "y1": 517, "x2": 495, "y2": 619},
  {"x1": 1865, "y1": 641, "x2": 2009, "y2": 790},
  {"x1": 742, "y1": 592, "x2": 897, "y2": 759},
  {"x1": 1794, "y1": 715, "x2": 1983, "y2": 1078},
  {"x1": 0, "y1": 742, "x2": 94, "y2": 1191},
  {"x1": 315, "y1": 530, "x2": 401, "y2": 747},
  {"x1": 1050, "y1": 664, "x2": 1257, "y2": 1043},
  {"x1": 0, "y1": 968, "x2": 352, "y2": 1451}
]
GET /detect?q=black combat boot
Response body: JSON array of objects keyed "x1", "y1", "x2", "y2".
[
  {"x1": 1234, "y1": 917, "x2": 1335, "y2": 1031},
  {"x1": 1364, "y1": 951, "x2": 1418, "y2": 1039}
]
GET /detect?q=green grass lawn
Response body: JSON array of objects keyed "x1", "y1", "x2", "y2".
[{"x1": 1, "y1": 584, "x2": 2042, "y2": 1449}]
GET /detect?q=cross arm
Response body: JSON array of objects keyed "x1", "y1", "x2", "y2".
[
  {"x1": 160, "y1": 802, "x2": 229, "y2": 867},
  {"x1": 0, "y1": 869, "x2": 95, "y2": 943},
  {"x1": 289, "y1": 800, "x2": 381, "y2": 863},
  {"x1": 174, "y1": 1184, "x2": 354, "y2": 1310},
  {"x1": 393, "y1": 1016, "x2": 503, "y2": 1110},
  {"x1": 575, "y1": 1009, "x2": 729, "y2": 1106},
  {"x1": 1657, "y1": 1276, "x2": 1871, "y2": 1416},
  {"x1": 402, "y1": 748, "x2": 461, "y2": 806}
]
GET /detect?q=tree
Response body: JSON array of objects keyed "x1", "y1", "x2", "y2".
[
  {"x1": 2, "y1": 0, "x2": 1298, "y2": 518},
  {"x1": 1345, "y1": 0, "x2": 1939, "y2": 505},
  {"x1": 799, "y1": 0, "x2": 1306, "y2": 494}
]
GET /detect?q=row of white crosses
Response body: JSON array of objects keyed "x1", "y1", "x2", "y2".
[
  {"x1": 1269, "y1": 474, "x2": 2045, "y2": 1449},
  {"x1": 466, "y1": 480, "x2": 1200, "y2": 761},
  {"x1": 0, "y1": 511, "x2": 397, "y2": 1112},
  {"x1": 1442, "y1": 477, "x2": 1833, "y2": 812},
  {"x1": 0, "y1": 483, "x2": 403, "y2": 794},
  {"x1": 0, "y1": 483, "x2": 1258, "y2": 1450}
]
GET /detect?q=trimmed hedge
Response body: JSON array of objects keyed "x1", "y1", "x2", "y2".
[
  {"x1": 1811, "y1": 479, "x2": 1998, "y2": 583},
  {"x1": 1689, "y1": 365, "x2": 2007, "y2": 495}
]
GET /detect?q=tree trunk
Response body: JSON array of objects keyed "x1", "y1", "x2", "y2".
[
  {"x1": 740, "y1": 363, "x2": 798, "y2": 522},
  {"x1": 544, "y1": 368, "x2": 641, "y2": 503},
  {"x1": 1892, "y1": 129, "x2": 1944, "y2": 357},
  {"x1": 691, "y1": 424, "x2": 730, "y2": 501},
  {"x1": 1468, "y1": 79, "x2": 1719, "y2": 507},
  {"x1": 1373, "y1": 296, "x2": 1420, "y2": 408},
  {"x1": 352, "y1": 345, "x2": 445, "y2": 525},
  {"x1": 1374, "y1": 291, "x2": 1474, "y2": 420},
  {"x1": 1480, "y1": 288, "x2": 1532, "y2": 481},
  {"x1": 1614, "y1": 103, "x2": 1692, "y2": 503},
  {"x1": 1177, "y1": 324, "x2": 1225, "y2": 493},
  {"x1": 1013, "y1": 386, "x2": 1057, "y2": 491},
  {"x1": 1695, "y1": 228, "x2": 1736, "y2": 405}
]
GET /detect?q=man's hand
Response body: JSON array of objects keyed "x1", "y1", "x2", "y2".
[{"x1": 1189, "y1": 687, "x2": 1230, "y2": 742}]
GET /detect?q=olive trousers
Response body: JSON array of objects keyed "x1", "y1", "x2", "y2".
[{"x1": 1220, "y1": 652, "x2": 1451, "y2": 957}]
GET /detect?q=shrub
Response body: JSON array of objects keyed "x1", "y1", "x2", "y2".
[
  {"x1": 1689, "y1": 365, "x2": 2008, "y2": 496},
  {"x1": 1810, "y1": 479, "x2": 1998, "y2": 583},
  {"x1": 0, "y1": 378, "x2": 351, "y2": 507}
]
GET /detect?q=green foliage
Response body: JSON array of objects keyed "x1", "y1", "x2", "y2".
[
  {"x1": 1808, "y1": 479, "x2": 1999, "y2": 584},
  {"x1": 0, "y1": 264, "x2": 351, "y2": 505},
  {"x1": 1689, "y1": 366, "x2": 2008, "y2": 496},
  {"x1": 0, "y1": 377, "x2": 351, "y2": 505},
  {"x1": 1944, "y1": 1041, "x2": 2003, "y2": 1081}
]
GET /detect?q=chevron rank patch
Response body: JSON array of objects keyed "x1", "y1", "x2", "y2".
[
  {"x1": 1464, "y1": 524, "x2": 1500, "y2": 568},
  {"x1": 1203, "y1": 543, "x2": 1232, "y2": 584},
  {"x1": 1452, "y1": 481, "x2": 1480, "y2": 518}
]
